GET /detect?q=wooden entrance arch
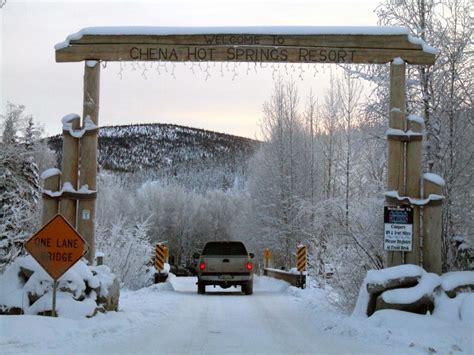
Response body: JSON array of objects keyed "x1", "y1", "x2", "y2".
[{"x1": 53, "y1": 27, "x2": 437, "y2": 269}]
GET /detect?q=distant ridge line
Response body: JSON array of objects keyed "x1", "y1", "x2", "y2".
[{"x1": 101, "y1": 123, "x2": 259, "y2": 142}]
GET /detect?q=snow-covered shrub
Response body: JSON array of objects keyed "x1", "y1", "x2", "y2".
[
  {"x1": 143, "y1": 182, "x2": 245, "y2": 264},
  {"x1": 296, "y1": 197, "x2": 384, "y2": 311},
  {"x1": 450, "y1": 236, "x2": 473, "y2": 271},
  {"x1": 96, "y1": 216, "x2": 153, "y2": 290},
  {"x1": 95, "y1": 170, "x2": 247, "y2": 288},
  {"x1": 0, "y1": 255, "x2": 118, "y2": 318}
]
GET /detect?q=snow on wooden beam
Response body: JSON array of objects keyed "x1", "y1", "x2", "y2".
[
  {"x1": 384, "y1": 190, "x2": 444, "y2": 206},
  {"x1": 55, "y1": 27, "x2": 436, "y2": 65},
  {"x1": 386, "y1": 128, "x2": 423, "y2": 142},
  {"x1": 43, "y1": 183, "x2": 97, "y2": 201}
]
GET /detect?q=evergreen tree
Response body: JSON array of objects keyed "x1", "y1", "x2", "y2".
[
  {"x1": 0, "y1": 103, "x2": 43, "y2": 271},
  {"x1": 1, "y1": 102, "x2": 24, "y2": 145},
  {"x1": 0, "y1": 146, "x2": 40, "y2": 272}
]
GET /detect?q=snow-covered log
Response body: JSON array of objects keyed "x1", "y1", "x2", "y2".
[
  {"x1": 354, "y1": 265, "x2": 474, "y2": 319},
  {"x1": 441, "y1": 271, "x2": 474, "y2": 298}
]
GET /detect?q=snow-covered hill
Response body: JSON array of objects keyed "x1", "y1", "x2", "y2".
[{"x1": 48, "y1": 123, "x2": 259, "y2": 173}]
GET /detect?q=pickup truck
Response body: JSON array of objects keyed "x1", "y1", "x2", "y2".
[{"x1": 196, "y1": 241, "x2": 254, "y2": 295}]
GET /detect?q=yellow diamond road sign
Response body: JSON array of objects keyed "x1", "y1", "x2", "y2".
[{"x1": 25, "y1": 214, "x2": 87, "y2": 280}]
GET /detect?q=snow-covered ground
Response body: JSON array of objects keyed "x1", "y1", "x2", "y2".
[{"x1": 1, "y1": 275, "x2": 472, "y2": 354}]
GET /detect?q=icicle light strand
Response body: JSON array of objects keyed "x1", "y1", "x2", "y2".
[
  {"x1": 113, "y1": 60, "x2": 330, "y2": 84},
  {"x1": 117, "y1": 62, "x2": 124, "y2": 80}
]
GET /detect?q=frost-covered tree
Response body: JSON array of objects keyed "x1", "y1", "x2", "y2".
[
  {"x1": 96, "y1": 215, "x2": 153, "y2": 290},
  {"x1": 95, "y1": 172, "x2": 246, "y2": 286},
  {"x1": 319, "y1": 72, "x2": 342, "y2": 199},
  {"x1": 21, "y1": 115, "x2": 40, "y2": 150},
  {"x1": 0, "y1": 102, "x2": 55, "y2": 172},
  {"x1": 1, "y1": 102, "x2": 24, "y2": 145},
  {"x1": 0, "y1": 103, "x2": 56, "y2": 272},
  {"x1": 0, "y1": 147, "x2": 40, "y2": 272},
  {"x1": 245, "y1": 76, "x2": 386, "y2": 308},
  {"x1": 134, "y1": 181, "x2": 244, "y2": 265},
  {"x1": 338, "y1": 71, "x2": 363, "y2": 227},
  {"x1": 247, "y1": 79, "x2": 313, "y2": 268}
]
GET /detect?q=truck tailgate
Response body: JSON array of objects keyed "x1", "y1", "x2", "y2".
[{"x1": 203, "y1": 256, "x2": 247, "y2": 273}]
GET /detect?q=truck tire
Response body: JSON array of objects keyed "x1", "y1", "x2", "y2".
[
  {"x1": 243, "y1": 281, "x2": 253, "y2": 295},
  {"x1": 197, "y1": 282, "x2": 205, "y2": 294}
]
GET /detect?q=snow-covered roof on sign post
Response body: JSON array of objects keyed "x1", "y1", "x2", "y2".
[{"x1": 55, "y1": 26, "x2": 437, "y2": 65}]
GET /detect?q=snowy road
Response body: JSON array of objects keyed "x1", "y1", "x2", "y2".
[
  {"x1": 91, "y1": 277, "x2": 383, "y2": 355},
  {"x1": 1, "y1": 275, "x2": 472, "y2": 354}
]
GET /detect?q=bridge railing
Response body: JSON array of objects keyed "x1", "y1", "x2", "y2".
[
  {"x1": 262, "y1": 245, "x2": 307, "y2": 289},
  {"x1": 263, "y1": 268, "x2": 306, "y2": 289}
]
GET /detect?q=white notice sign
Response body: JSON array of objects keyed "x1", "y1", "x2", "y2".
[
  {"x1": 384, "y1": 206, "x2": 413, "y2": 252},
  {"x1": 82, "y1": 209, "x2": 91, "y2": 220}
]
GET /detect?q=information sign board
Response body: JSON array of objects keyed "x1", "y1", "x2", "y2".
[{"x1": 384, "y1": 206, "x2": 413, "y2": 252}]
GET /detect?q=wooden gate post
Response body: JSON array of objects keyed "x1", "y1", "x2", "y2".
[
  {"x1": 77, "y1": 61, "x2": 100, "y2": 264},
  {"x1": 405, "y1": 117, "x2": 423, "y2": 265},
  {"x1": 386, "y1": 59, "x2": 406, "y2": 267},
  {"x1": 423, "y1": 174, "x2": 444, "y2": 274},
  {"x1": 41, "y1": 170, "x2": 61, "y2": 225},
  {"x1": 59, "y1": 114, "x2": 80, "y2": 227}
]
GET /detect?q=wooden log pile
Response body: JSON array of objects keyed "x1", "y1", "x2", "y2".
[{"x1": 358, "y1": 265, "x2": 474, "y2": 317}]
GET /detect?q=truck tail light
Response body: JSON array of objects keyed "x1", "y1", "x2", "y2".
[
  {"x1": 199, "y1": 261, "x2": 206, "y2": 271},
  {"x1": 246, "y1": 262, "x2": 253, "y2": 271}
]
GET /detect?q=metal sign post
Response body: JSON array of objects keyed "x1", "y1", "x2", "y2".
[
  {"x1": 52, "y1": 280, "x2": 58, "y2": 317},
  {"x1": 263, "y1": 248, "x2": 271, "y2": 269}
]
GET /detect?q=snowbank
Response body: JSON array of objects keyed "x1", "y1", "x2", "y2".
[
  {"x1": 366, "y1": 309, "x2": 471, "y2": 352},
  {"x1": 161, "y1": 262, "x2": 170, "y2": 275},
  {"x1": 0, "y1": 255, "x2": 119, "y2": 318},
  {"x1": 459, "y1": 294, "x2": 474, "y2": 322}
]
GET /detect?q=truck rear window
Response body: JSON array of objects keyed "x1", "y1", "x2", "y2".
[{"x1": 202, "y1": 242, "x2": 247, "y2": 256}]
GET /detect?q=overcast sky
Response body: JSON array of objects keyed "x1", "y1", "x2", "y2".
[{"x1": 1, "y1": 0, "x2": 381, "y2": 138}]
